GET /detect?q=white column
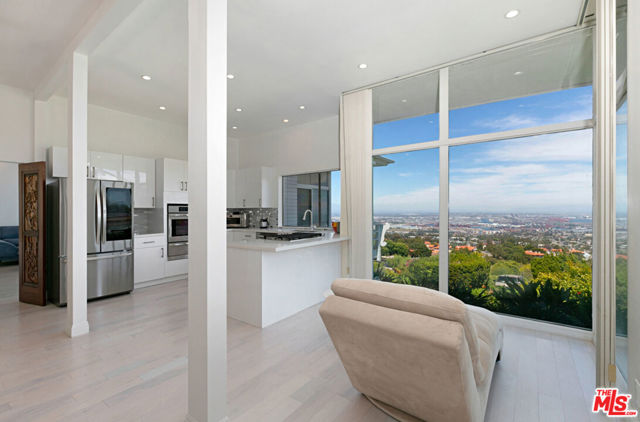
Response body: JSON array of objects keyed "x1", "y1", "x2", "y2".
[
  {"x1": 626, "y1": 0, "x2": 640, "y2": 403},
  {"x1": 594, "y1": 0, "x2": 617, "y2": 387},
  {"x1": 187, "y1": 0, "x2": 227, "y2": 421},
  {"x1": 438, "y1": 67, "x2": 449, "y2": 293},
  {"x1": 65, "y1": 52, "x2": 90, "y2": 338},
  {"x1": 341, "y1": 90, "x2": 373, "y2": 279}
]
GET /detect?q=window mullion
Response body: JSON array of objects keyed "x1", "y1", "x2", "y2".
[{"x1": 439, "y1": 67, "x2": 449, "y2": 294}]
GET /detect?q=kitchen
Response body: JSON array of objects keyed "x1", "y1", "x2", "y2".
[{"x1": 43, "y1": 143, "x2": 345, "y2": 328}]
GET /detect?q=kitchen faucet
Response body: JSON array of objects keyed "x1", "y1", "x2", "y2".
[{"x1": 302, "y1": 209, "x2": 315, "y2": 229}]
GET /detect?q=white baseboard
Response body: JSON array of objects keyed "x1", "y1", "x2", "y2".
[
  {"x1": 498, "y1": 313, "x2": 594, "y2": 342},
  {"x1": 135, "y1": 274, "x2": 187, "y2": 289}
]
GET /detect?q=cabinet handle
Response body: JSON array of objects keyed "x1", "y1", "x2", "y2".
[
  {"x1": 259, "y1": 198, "x2": 261, "y2": 207},
  {"x1": 152, "y1": 196, "x2": 155, "y2": 207},
  {"x1": 92, "y1": 166, "x2": 96, "y2": 178},
  {"x1": 185, "y1": 181, "x2": 187, "y2": 190},
  {"x1": 143, "y1": 241, "x2": 154, "y2": 244},
  {"x1": 161, "y1": 247, "x2": 164, "y2": 258},
  {"x1": 242, "y1": 199, "x2": 246, "y2": 207},
  {"x1": 87, "y1": 165, "x2": 89, "y2": 177}
]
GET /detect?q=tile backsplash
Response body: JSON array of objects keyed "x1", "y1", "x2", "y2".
[
  {"x1": 134, "y1": 207, "x2": 164, "y2": 235},
  {"x1": 227, "y1": 208, "x2": 277, "y2": 228}
]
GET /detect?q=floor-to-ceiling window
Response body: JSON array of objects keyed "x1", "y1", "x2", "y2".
[{"x1": 371, "y1": 27, "x2": 599, "y2": 329}]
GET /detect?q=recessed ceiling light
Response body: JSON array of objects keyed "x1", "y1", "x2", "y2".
[
  {"x1": 227, "y1": 74, "x2": 234, "y2": 79},
  {"x1": 283, "y1": 119, "x2": 289, "y2": 123},
  {"x1": 358, "y1": 63, "x2": 368, "y2": 69},
  {"x1": 232, "y1": 126, "x2": 238, "y2": 130},
  {"x1": 141, "y1": 75, "x2": 152, "y2": 81},
  {"x1": 299, "y1": 105, "x2": 305, "y2": 110},
  {"x1": 505, "y1": 9, "x2": 519, "y2": 18},
  {"x1": 513, "y1": 71, "x2": 523, "y2": 76},
  {"x1": 401, "y1": 99, "x2": 407, "y2": 103},
  {"x1": 235, "y1": 108, "x2": 242, "y2": 112},
  {"x1": 159, "y1": 106, "x2": 166, "y2": 110}
]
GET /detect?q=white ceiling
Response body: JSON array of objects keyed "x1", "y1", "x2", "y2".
[
  {"x1": 1, "y1": 0, "x2": 586, "y2": 137},
  {"x1": 0, "y1": 0, "x2": 103, "y2": 90}
]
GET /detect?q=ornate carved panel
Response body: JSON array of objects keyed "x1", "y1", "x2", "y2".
[
  {"x1": 19, "y1": 162, "x2": 46, "y2": 306},
  {"x1": 24, "y1": 174, "x2": 38, "y2": 232}
]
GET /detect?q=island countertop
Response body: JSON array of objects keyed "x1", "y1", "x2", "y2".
[{"x1": 227, "y1": 229, "x2": 348, "y2": 252}]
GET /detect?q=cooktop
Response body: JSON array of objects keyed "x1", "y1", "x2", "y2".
[{"x1": 256, "y1": 231, "x2": 323, "y2": 242}]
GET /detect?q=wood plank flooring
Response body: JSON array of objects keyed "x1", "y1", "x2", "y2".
[
  {"x1": 0, "y1": 267, "x2": 605, "y2": 421},
  {"x1": 0, "y1": 265, "x2": 18, "y2": 303}
]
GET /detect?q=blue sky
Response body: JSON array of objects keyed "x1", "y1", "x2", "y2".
[{"x1": 372, "y1": 86, "x2": 628, "y2": 216}]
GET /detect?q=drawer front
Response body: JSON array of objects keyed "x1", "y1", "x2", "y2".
[{"x1": 134, "y1": 235, "x2": 166, "y2": 249}]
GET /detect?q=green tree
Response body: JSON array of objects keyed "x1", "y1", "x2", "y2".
[
  {"x1": 406, "y1": 238, "x2": 432, "y2": 258},
  {"x1": 406, "y1": 257, "x2": 439, "y2": 290},
  {"x1": 381, "y1": 240, "x2": 410, "y2": 257}
]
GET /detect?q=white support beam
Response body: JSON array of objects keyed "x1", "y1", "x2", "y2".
[
  {"x1": 35, "y1": 0, "x2": 144, "y2": 101},
  {"x1": 187, "y1": 0, "x2": 228, "y2": 420},
  {"x1": 438, "y1": 68, "x2": 449, "y2": 293},
  {"x1": 594, "y1": 0, "x2": 617, "y2": 387},
  {"x1": 66, "y1": 52, "x2": 90, "y2": 338}
]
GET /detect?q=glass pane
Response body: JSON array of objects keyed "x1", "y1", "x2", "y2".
[
  {"x1": 615, "y1": 12, "x2": 628, "y2": 384},
  {"x1": 373, "y1": 71, "x2": 439, "y2": 149},
  {"x1": 105, "y1": 187, "x2": 132, "y2": 241},
  {"x1": 449, "y1": 28, "x2": 593, "y2": 138},
  {"x1": 282, "y1": 171, "x2": 333, "y2": 228},
  {"x1": 372, "y1": 149, "x2": 439, "y2": 289},
  {"x1": 331, "y1": 171, "x2": 341, "y2": 226},
  {"x1": 449, "y1": 130, "x2": 593, "y2": 329}
]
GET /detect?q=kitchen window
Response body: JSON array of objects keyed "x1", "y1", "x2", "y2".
[{"x1": 282, "y1": 171, "x2": 340, "y2": 228}]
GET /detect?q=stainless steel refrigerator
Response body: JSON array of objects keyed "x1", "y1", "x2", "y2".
[{"x1": 46, "y1": 178, "x2": 134, "y2": 306}]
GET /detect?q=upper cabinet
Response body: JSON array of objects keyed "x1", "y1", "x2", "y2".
[
  {"x1": 89, "y1": 151, "x2": 122, "y2": 180},
  {"x1": 123, "y1": 155, "x2": 156, "y2": 208},
  {"x1": 47, "y1": 146, "x2": 123, "y2": 180},
  {"x1": 157, "y1": 158, "x2": 188, "y2": 192},
  {"x1": 231, "y1": 166, "x2": 276, "y2": 208}
]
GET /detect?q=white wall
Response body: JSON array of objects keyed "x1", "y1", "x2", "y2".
[
  {"x1": 0, "y1": 162, "x2": 18, "y2": 226},
  {"x1": 237, "y1": 115, "x2": 339, "y2": 176},
  {"x1": 228, "y1": 137, "x2": 239, "y2": 169},
  {"x1": 34, "y1": 95, "x2": 188, "y2": 161},
  {"x1": 0, "y1": 83, "x2": 34, "y2": 163}
]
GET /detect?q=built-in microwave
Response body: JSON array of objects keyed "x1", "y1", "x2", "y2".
[{"x1": 227, "y1": 212, "x2": 249, "y2": 228}]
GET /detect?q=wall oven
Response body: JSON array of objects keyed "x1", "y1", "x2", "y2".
[{"x1": 167, "y1": 204, "x2": 188, "y2": 261}]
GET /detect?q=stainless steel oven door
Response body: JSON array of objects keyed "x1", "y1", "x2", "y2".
[
  {"x1": 168, "y1": 214, "x2": 188, "y2": 243},
  {"x1": 167, "y1": 242, "x2": 188, "y2": 261}
]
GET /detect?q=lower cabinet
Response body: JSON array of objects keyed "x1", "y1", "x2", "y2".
[{"x1": 134, "y1": 246, "x2": 166, "y2": 284}]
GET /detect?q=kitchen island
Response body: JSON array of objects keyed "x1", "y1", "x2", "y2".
[{"x1": 227, "y1": 229, "x2": 347, "y2": 328}]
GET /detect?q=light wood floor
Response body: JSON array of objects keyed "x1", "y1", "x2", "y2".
[
  {"x1": 0, "y1": 269, "x2": 605, "y2": 421},
  {"x1": 0, "y1": 265, "x2": 18, "y2": 303}
]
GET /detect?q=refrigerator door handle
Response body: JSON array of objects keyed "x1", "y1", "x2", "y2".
[
  {"x1": 101, "y1": 187, "x2": 108, "y2": 244},
  {"x1": 96, "y1": 188, "x2": 102, "y2": 243}
]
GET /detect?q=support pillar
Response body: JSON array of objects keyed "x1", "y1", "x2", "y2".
[
  {"x1": 187, "y1": 0, "x2": 228, "y2": 420},
  {"x1": 65, "y1": 52, "x2": 90, "y2": 338}
]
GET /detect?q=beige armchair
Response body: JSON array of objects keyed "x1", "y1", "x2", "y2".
[{"x1": 319, "y1": 278, "x2": 503, "y2": 422}]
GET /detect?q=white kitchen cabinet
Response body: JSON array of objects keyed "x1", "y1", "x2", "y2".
[
  {"x1": 157, "y1": 158, "x2": 188, "y2": 192},
  {"x1": 134, "y1": 246, "x2": 166, "y2": 284},
  {"x1": 227, "y1": 169, "x2": 237, "y2": 208},
  {"x1": 134, "y1": 234, "x2": 166, "y2": 285},
  {"x1": 234, "y1": 167, "x2": 276, "y2": 208},
  {"x1": 123, "y1": 155, "x2": 156, "y2": 208},
  {"x1": 47, "y1": 146, "x2": 123, "y2": 180},
  {"x1": 89, "y1": 151, "x2": 123, "y2": 180}
]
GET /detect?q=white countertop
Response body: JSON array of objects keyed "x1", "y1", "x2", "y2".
[{"x1": 227, "y1": 230, "x2": 348, "y2": 252}]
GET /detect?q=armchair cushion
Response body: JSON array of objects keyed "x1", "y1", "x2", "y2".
[{"x1": 331, "y1": 278, "x2": 488, "y2": 384}]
